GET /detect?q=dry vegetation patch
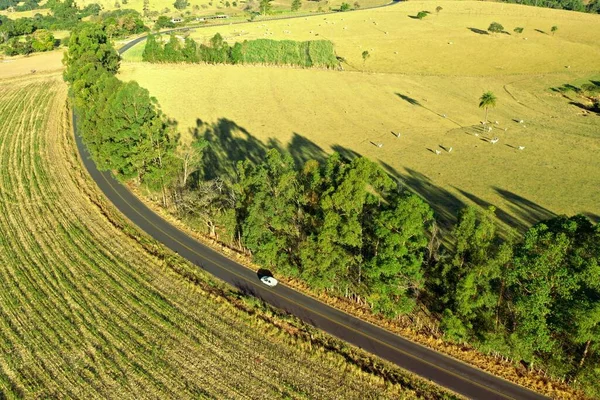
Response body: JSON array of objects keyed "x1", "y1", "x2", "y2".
[
  {"x1": 0, "y1": 50, "x2": 65, "y2": 80},
  {"x1": 0, "y1": 74, "x2": 447, "y2": 398}
]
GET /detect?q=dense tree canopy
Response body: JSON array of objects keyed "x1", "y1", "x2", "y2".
[{"x1": 65, "y1": 23, "x2": 600, "y2": 397}]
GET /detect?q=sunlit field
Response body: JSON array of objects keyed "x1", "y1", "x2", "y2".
[
  {"x1": 0, "y1": 68, "x2": 427, "y2": 398},
  {"x1": 119, "y1": 0, "x2": 600, "y2": 229}
]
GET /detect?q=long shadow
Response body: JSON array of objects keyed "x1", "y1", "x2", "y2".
[
  {"x1": 534, "y1": 29, "x2": 547, "y2": 35},
  {"x1": 190, "y1": 118, "x2": 567, "y2": 233},
  {"x1": 288, "y1": 133, "x2": 327, "y2": 167},
  {"x1": 583, "y1": 212, "x2": 600, "y2": 223},
  {"x1": 330, "y1": 144, "x2": 361, "y2": 162},
  {"x1": 550, "y1": 83, "x2": 581, "y2": 94},
  {"x1": 395, "y1": 92, "x2": 422, "y2": 107},
  {"x1": 454, "y1": 187, "x2": 518, "y2": 231},
  {"x1": 569, "y1": 101, "x2": 600, "y2": 115},
  {"x1": 379, "y1": 161, "x2": 464, "y2": 230},
  {"x1": 191, "y1": 117, "x2": 267, "y2": 181},
  {"x1": 493, "y1": 187, "x2": 555, "y2": 228},
  {"x1": 467, "y1": 27, "x2": 489, "y2": 35}
]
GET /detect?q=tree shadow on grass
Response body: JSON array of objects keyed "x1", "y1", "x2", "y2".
[
  {"x1": 534, "y1": 29, "x2": 547, "y2": 35},
  {"x1": 493, "y1": 187, "x2": 555, "y2": 228},
  {"x1": 453, "y1": 187, "x2": 521, "y2": 232},
  {"x1": 190, "y1": 120, "x2": 568, "y2": 233},
  {"x1": 330, "y1": 144, "x2": 361, "y2": 162},
  {"x1": 583, "y1": 212, "x2": 600, "y2": 224},
  {"x1": 569, "y1": 101, "x2": 600, "y2": 115},
  {"x1": 395, "y1": 92, "x2": 422, "y2": 107},
  {"x1": 191, "y1": 118, "x2": 267, "y2": 181},
  {"x1": 467, "y1": 27, "x2": 489, "y2": 35},
  {"x1": 378, "y1": 161, "x2": 464, "y2": 230},
  {"x1": 288, "y1": 133, "x2": 327, "y2": 167}
]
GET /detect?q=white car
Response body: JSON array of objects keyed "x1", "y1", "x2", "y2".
[{"x1": 260, "y1": 276, "x2": 278, "y2": 287}]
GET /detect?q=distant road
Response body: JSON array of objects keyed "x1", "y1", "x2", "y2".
[
  {"x1": 73, "y1": 10, "x2": 550, "y2": 398},
  {"x1": 118, "y1": 0, "x2": 400, "y2": 53}
]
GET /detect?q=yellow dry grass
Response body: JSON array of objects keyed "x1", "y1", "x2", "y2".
[
  {"x1": 0, "y1": 50, "x2": 65, "y2": 80},
  {"x1": 74, "y1": 0, "x2": 385, "y2": 17},
  {"x1": 0, "y1": 8, "x2": 50, "y2": 17},
  {"x1": 0, "y1": 73, "x2": 429, "y2": 398},
  {"x1": 119, "y1": 0, "x2": 600, "y2": 229}
]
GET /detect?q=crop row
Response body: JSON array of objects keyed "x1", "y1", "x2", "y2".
[{"x1": 0, "y1": 78, "x2": 409, "y2": 399}]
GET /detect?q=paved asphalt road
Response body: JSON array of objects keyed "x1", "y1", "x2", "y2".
[{"x1": 72, "y1": 11, "x2": 550, "y2": 399}]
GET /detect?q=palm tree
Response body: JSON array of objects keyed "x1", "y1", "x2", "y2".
[{"x1": 479, "y1": 91, "x2": 497, "y2": 123}]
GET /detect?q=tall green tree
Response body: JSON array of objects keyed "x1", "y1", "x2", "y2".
[
  {"x1": 241, "y1": 150, "x2": 303, "y2": 274},
  {"x1": 181, "y1": 36, "x2": 199, "y2": 62},
  {"x1": 162, "y1": 34, "x2": 183, "y2": 62},
  {"x1": 291, "y1": 0, "x2": 301, "y2": 11},
  {"x1": 363, "y1": 191, "x2": 433, "y2": 317},
  {"x1": 96, "y1": 81, "x2": 179, "y2": 204},
  {"x1": 507, "y1": 215, "x2": 599, "y2": 364},
  {"x1": 299, "y1": 155, "x2": 395, "y2": 294},
  {"x1": 142, "y1": 34, "x2": 164, "y2": 62},
  {"x1": 439, "y1": 207, "x2": 511, "y2": 338},
  {"x1": 259, "y1": 0, "x2": 272, "y2": 15},
  {"x1": 63, "y1": 23, "x2": 120, "y2": 84},
  {"x1": 479, "y1": 91, "x2": 497, "y2": 123}
]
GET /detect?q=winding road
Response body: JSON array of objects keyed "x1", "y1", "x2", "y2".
[{"x1": 74, "y1": 9, "x2": 549, "y2": 399}]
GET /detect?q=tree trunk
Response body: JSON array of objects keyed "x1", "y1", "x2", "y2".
[
  {"x1": 485, "y1": 107, "x2": 489, "y2": 123},
  {"x1": 161, "y1": 184, "x2": 168, "y2": 208},
  {"x1": 182, "y1": 156, "x2": 189, "y2": 187},
  {"x1": 579, "y1": 340, "x2": 591, "y2": 369},
  {"x1": 495, "y1": 279, "x2": 505, "y2": 330}
]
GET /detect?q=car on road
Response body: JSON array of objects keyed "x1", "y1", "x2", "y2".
[{"x1": 260, "y1": 275, "x2": 278, "y2": 287}]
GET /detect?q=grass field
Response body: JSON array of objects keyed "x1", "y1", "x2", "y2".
[
  {"x1": 0, "y1": 50, "x2": 64, "y2": 79},
  {"x1": 0, "y1": 70, "x2": 441, "y2": 398},
  {"x1": 119, "y1": 0, "x2": 600, "y2": 230},
  {"x1": 74, "y1": 0, "x2": 387, "y2": 18}
]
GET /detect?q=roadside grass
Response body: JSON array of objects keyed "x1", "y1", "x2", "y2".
[{"x1": 0, "y1": 74, "x2": 452, "y2": 399}]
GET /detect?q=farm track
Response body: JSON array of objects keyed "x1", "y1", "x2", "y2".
[{"x1": 0, "y1": 77, "x2": 410, "y2": 399}]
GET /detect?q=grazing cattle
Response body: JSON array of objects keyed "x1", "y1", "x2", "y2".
[
  {"x1": 518, "y1": 146, "x2": 525, "y2": 150},
  {"x1": 435, "y1": 150, "x2": 442, "y2": 155},
  {"x1": 490, "y1": 138, "x2": 499, "y2": 144}
]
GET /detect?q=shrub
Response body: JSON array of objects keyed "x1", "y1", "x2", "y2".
[
  {"x1": 488, "y1": 22, "x2": 504, "y2": 33},
  {"x1": 416, "y1": 11, "x2": 428, "y2": 19},
  {"x1": 339, "y1": 2, "x2": 350, "y2": 11}
]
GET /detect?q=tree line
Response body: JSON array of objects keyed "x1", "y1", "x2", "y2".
[
  {"x1": 501, "y1": 0, "x2": 600, "y2": 13},
  {"x1": 142, "y1": 33, "x2": 339, "y2": 69},
  {"x1": 65, "y1": 23, "x2": 600, "y2": 397},
  {"x1": 0, "y1": 0, "x2": 146, "y2": 55}
]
